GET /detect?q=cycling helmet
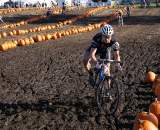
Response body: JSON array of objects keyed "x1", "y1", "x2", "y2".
[{"x1": 100, "y1": 24, "x2": 114, "y2": 36}]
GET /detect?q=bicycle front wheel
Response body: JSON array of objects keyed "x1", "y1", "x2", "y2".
[{"x1": 96, "y1": 77, "x2": 120, "y2": 115}]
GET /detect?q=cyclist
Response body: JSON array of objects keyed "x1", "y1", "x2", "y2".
[
  {"x1": 62, "y1": 2, "x2": 66, "y2": 14},
  {"x1": 126, "y1": 5, "x2": 131, "y2": 17},
  {"x1": 46, "y1": 8, "x2": 52, "y2": 17},
  {"x1": 116, "y1": 10, "x2": 124, "y2": 26},
  {"x1": 83, "y1": 24, "x2": 122, "y2": 87}
]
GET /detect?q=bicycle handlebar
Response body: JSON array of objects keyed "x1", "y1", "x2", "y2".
[{"x1": 97, "y1": 59, "x2": 121, "y2": 64}]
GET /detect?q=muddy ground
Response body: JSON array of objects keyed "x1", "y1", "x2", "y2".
[{"x1": 0, "y1": 7, "x2": 160, "y2": 130}]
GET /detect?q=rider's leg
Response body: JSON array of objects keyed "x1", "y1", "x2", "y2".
[
  {"x1": 107, "y1": 64, "x2": 111, "y2": 89},
  {"x1": 122, "y1": 16, "x2": 124, "y2": 26},
  {"x1": 103, "y1": 63, "x2": 111, "y2": 87},
  {"x1": 105, "y1": 64, "x2": 113, "y2": 100}
]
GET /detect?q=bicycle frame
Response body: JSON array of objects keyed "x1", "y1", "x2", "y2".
[{"x1": 96, "y1": 59, "x2": 120, "y2": 82}]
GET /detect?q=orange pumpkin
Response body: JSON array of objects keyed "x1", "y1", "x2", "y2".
[
  {"x1": 134, "y1": 112, "x2": 158, "y2": 127},
  {"x1": 29, "y1": 38, "x2": 34, "y2": 44},
  {"x1": 152, "y1": 75, "x2": 160, "y2": 94},
  {"x1": 25, "y1": 30, "x2": 29, "y2": 34},
  {"x1": 1, "y1": 32, "x2": 7, "y2": 37},
  {"x1": 12, "y1": 30, "x2": 17, "y2": 35},
  {"x1": 9, "y1": 32, "x2": 14, "y2": 36},
  {"x1": 0, "y1": 43, "x2": 8, "y2": 51},
  {"x1": 51, "y1": 34, "x2": 57, "y2": 40},
  {"x1": 24, "y1": 38, "x2": 30, "y2": 45},
  {"x1": 51, "y1": 26, "x2": 55, "y2": 29},
  {"x1": 154, "y1": 75, "x2": 160, "y2": 83},
  {"x1": 18, "y1": 39, "x2": 26, "y2": 46},
  {"x1": 133, "y1": 119, "x2": 158, "y2": 130},
  {"x1": 13, "y1": 40, "x2": 18, "y2": 45},
  {"x1": 74, "y1": 29, "x2": 78, "y2": 34},
  {"x1": 32, "y1": 29, "x2": 36, "y2": 32},
  {"x1": 56, "y1": 24, "x2": 60, "y2": 27},
  {"x1": 16, "y1": 30, "x2": 21, "y2": 35},
  {"x1": 68, "y1": 30, "x2": 73, "y2": 35},
  {"x1": 20, "y1": 21, "x2": 25, "y2": 25},
  {"x1": 145, "y1": 71, "x2": 157, "y2": 83},
  {"x1": 56, "y1": 32, "x2": 62, "y2": 38},
  {"x1": 47, "y1": 26, "x2": 52, "y2": 30},
  {"x1": 152, "y1": 82, "x2": 160, "y2": 97},
  {"x1": 42, "y1": 35, "x2": 46, "y2": 41},
  {"x1": 33, "y1": 35, "x2": 43, "y2": 42},
  {"x1": 7, "y1": 42, "x2": 13, "y2": 49},
  {"x1": 154, "y1": 86, "x2": 160, "y2": 98},
  {"x1": 67, "y1": 20, "x2": 72, "y2": 24},
  {"x1": 65, "y1": 31, "x2": 70, "y2": 36},
  {"x1": 60, "y1": 32, "x2": 65, "y2": 36},
  {"x1": 45, "y1": 34, "x2": 52, "y2": 40},
  {"x1": 149, "y1": 98, "x2": 160, "y2": 122}
]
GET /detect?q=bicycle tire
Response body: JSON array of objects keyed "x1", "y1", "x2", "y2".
[
  {"x1": 96, "y1": 77, "x2": 120, "y2": 115},
  {"x1": 92, "y1": 68, "x2": 100, "y2": 88}
]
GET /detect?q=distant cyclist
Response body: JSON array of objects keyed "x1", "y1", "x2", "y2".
[
  {"x1": 83, "y1": 24, "x2": 122, "y2": 85},
  {"x1": 126, "y1": 6, "x2": 131, "y2": 17},
  {"x1": 116, "y1": 10, "x2": 124, "y2": 26},
  {"x1": 46, "y1": 8, "x2": 52, "y2": 17},
  {"x1": 62, "y1": 2, "x2": 66, "y2": 14}
]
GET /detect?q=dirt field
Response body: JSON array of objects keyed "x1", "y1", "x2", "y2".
[{"x1": 0, "y1": 7, "x2": 160, "y2": 130}]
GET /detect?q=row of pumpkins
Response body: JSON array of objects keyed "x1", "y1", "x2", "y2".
[
  {"x1": 0, "y1": 7, "x2": 60, "y2": 15},
  {"x1": 1, "y1": 8, "x2": 62, "y2": 29},
  {"x1": 0, "y1": 6, "x2": 115, "y2": 39},
  {"x1": 1, "y1": 15, "x2": 47, "y2": 29},
  {"x1": 0, "y1": 23, "x2": 103, "y2": 51},
  {"x1": 132, "y1": 72, "x2": 160, "y2": 129}
]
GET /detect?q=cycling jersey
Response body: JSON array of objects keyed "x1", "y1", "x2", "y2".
[{"x1": 86, "y1": 33, "x2": 120, "y2": 59}]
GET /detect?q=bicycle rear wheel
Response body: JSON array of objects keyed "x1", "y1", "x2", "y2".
[{"x1": 96, "y1": 77, "x2": 120, "y2": 115}]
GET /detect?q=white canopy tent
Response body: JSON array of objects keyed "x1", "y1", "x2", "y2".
[
  {"x1": 0, "y1": 0, "x2": 117, "y2": 7},
  {"x1": 0, "y1": 0, "x2": 9, "y2": 6},
  {"x1": 0, "y1": 0, "x2": 58, "y2": 7}
]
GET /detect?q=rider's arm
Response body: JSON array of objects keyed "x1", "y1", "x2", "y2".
[
  {"x1": 90, "y1": 48, "x2": 97, "y2": 64},
  {"x1": 114, "y1": 50, "x2": 121, "y2": 61},
  {"x1": 114, "y1": 50, "x2": 122, "y2": 71}
]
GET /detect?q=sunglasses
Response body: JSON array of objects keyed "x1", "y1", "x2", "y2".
[{"x1": 102, "y1": 34, "x2": 111, "y2": 39}]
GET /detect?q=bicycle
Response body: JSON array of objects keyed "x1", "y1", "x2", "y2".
[{"x1": 92, "y1": 59, "x2": 122, "y2": 114}]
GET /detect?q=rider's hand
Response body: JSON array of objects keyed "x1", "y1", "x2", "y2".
[
  {"x1": 96, "y1": 62, "x2": 101, "y2": 69},
  {"x1": 117, "y1": 63, "x2": 123, "y2": 71}
]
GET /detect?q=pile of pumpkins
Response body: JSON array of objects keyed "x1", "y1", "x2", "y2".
[{"x1": 132, "y1": 71, "x2": 160, "y2": 129}]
